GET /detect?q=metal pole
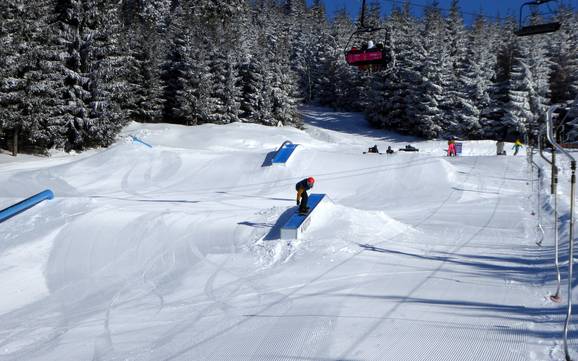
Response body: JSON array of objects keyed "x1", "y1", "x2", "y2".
[
  {"x1": 540, "y1": 129, "x2": 562, "y2": 300},
  {"x1": 546, "y1": 105, "x2": 575, "y2": 361},
  {"x1": 531, "y1": 146, "x2": 545, "y2": 245}
]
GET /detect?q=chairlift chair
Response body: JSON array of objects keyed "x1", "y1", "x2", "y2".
[
  {"x1": 344, "y1": 0, "x2": 394, "y2": 72},
  {"x1": 515, "y1": 0, "x2": 561, "y2": 36}
]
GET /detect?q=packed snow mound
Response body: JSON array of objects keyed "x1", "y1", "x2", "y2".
[
  {"x1": 253, "y1": 199, "x2": 414, "y2": 267},
  {"x1": 122, "y1": 121, "x2": 330, "y2": 152},
  {"x1": 0, "y1": 107, "x2": 548, "y2": 361}
]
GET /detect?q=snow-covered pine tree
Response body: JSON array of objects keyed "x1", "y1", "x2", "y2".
[
  {"x1": 444, "y1": 0, "x2": 482, "y2": 137},
  {"x1": 369, "y1": 1, "x2": 422, "y2": 134},
  {"x1": 316, "y1": 7, "x2": 357, "y2": 110},
  {"x1": 0, "y1": 0, "x2": 26, "y2": 149},
  {"x1": 123, "y1": 22, "x2": 165, "y2": 123},
  {"x1": 411, "y1": 1, "x2": 447, "y2": 138},
  {"x1": 549, "y1": 6, "x2": 578, "y2": 105},
  {"x1": 481, "y1": 17, "x2": 517, "y2": 139},
  {"x1": 81, "y1": 0, "x2": 130, "y2": 148}
]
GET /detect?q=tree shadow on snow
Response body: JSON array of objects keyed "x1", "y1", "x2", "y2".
[{"x1": 301, "y1": 106, "x2": 419, "y2": 143}]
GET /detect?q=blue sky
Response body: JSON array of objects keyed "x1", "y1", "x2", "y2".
[{"x1": 314, "y1": 0, "x2": 577, "y2": 23}]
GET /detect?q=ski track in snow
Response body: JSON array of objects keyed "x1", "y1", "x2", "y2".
[{"x1": 0, "y1": 107, "x2": 574, "y2": 361}]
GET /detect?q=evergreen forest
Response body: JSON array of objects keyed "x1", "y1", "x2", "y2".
[{"x1": 0, "y1": 0, "x2": 577, "y2": 153}]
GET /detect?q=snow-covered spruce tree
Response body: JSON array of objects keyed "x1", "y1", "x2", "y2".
[
  {"x1": 481, "y1": 17, "x2": 517, "y2": 139},
  {"x1": 283, "y1": 0, "x2": 314, "y2": 102},
  {"x1": 411, "y1": 1, "x2": 448, "y2": 138},
  {"x1": 207, "y1": 50, "x2": 242, "y2": 124},
  {"x1": 366, "y1": 1, "x2": 422, "y2": 134},
  {"x1": 305, "y1": 0, "x2": 334, "y2": 104},
  {"x1": 464, "y1": 15, "x2": 498, "y2": 125},
  {"x1": 239, "y1": 0, "x2": 276, "y2": 124},
  {"x1": 0, "y1": 0, "x2": 73, "y2": 152},
  {"x1": 239, "y1": 56, "x2": 267, "y2": 124},
  {"x1": 549, "y1": 6, "x2": 578, "y2": 105},
  {"x1": 81, "y1": 0, "x2": 130, "y2": 147},
  {"x1": 123, "y1": 22, "x2": 165, "y2": 123},
  {"x1": 0, "y1": 0, "x2": 26, "y2": 148},
  {"x1": 206, "y1": 2, "x2": 247, "y2": 125},
  {"x1": 161, "y1": 2, "x2": 196, "y2": 125},
  {"x1": 504, "y1": 14, "x2": 553, "y2": 136},
  {"x1": 502, "y1": 40, "x2": 538, "y2": 138},
  {"x1": 316, "y1": 7, "x2": 357, "y2": 110},
  {"x1": 443, "y1": 0, "x2": 482, "y2": 138}
]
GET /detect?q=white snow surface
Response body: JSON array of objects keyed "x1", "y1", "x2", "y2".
[{"x1": 0, "y1": 107, "x2": 575, "y2": 361}]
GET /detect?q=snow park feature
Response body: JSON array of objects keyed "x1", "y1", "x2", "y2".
[
  {"x1": 1, "y1": 105, "x2": 578, "y2": 361},
  {"x1": 130, "y1": 135, "x2": 153, "y2": 148},
  {"x1": 0, "y1": 189, "x2": 54, "y2": 224},
  {"x1": 280, "y1": 193, "x2": 327, "y2": 239},
  {"x1": 271, "y1": 140, "x2": 299, "y2": 165}
]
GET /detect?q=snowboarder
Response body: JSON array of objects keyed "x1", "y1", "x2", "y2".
[
  {"x1": 447, "y1": 139, "x2": 457, "y2": 157},
  {"x1": 386, "y1": 146, "x2": 394, "y2": 154},
  {"x1": 512, "y1": 139, "x2": 523, "y2": 155},
  {"x1": 296, "y1": 177, "x2": 315, "y2": 214},
  {"x1": 400, "y1": 144, "x2": 419, "y2": 152},
  {"x1": 367, "y1": 145, "x2": 379, "y2": 154},
  {"x1": 496, "y1": 140, "x2": 505, "y2": 155}
]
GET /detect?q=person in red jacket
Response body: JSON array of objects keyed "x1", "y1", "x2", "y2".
[
  {"x1": 296, "y1": 177, "x2": 315, "y2": 214},
  {"x1": 447, "y1": 139, "x2": 457, "y2": 157}
]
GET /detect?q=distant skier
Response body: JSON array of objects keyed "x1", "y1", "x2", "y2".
[
  {"x1": 496, "y1": 140, "x2": 505, "y2": 155},
  {"x1": 512, "y1": 139, "x2": 523, "y2": 155},
  {"x1": 367, "y1": 145, "x2": 379, "y2": 154},
  {"x1": 296, "y1": 177, "x2": 315, "y2": 214},
  {"x1": 400, "y1": 144, "x2": 419, "y2": 152},
  {"x1": 386, "y1": 146, "x2": 394, "y2": 154},
  {"x1": 447, "y1": 139, "x2": 457, "y2": 157}
]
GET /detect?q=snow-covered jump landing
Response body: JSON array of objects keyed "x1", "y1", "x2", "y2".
[{"x1": 0, "y1": 107, "x2": 573, "y2": 361}]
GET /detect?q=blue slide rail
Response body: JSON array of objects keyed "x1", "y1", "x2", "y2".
[
  {"x1": 0, "y1": 189, "x2": 54, "y2": 224},
  {"x1": 272, "y1": 141, "x2": 298, "y2": 164},
  {"x1": 130, "y1": 135, "x2": 153, "y2": 148},
  {"x1": 280, "y1": 193, "x2": 326, "y2": 239}
]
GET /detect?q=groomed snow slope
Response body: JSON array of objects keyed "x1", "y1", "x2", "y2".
[{"x1": 0, "y1": 107, "x2": 575, "y2": 361}]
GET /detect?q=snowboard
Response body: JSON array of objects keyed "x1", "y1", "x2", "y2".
[{"x1": 298, "y1": 207, "x2": 310, "y2": 216}]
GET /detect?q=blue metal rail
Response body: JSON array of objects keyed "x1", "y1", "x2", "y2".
[
  {"x1": 280, "y1": 194, "x2": 326, "y2": 239},
  {"x1": 0, "y1": 189, "x2": 54, "y2": 224},
  {"x1": 272, "y1": 141, "x2": 298, "y2": 164}
]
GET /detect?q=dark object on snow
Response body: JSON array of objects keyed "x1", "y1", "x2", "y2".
[
  {"x1": 367, "y1": 145, "x2": 379, "y2": 153},
  {"x1": 386, "y1": 146, "x2": 394, "y2": 154},
  {"x1": 399, "y1": 144, "x2": 419, "y2": 152}
]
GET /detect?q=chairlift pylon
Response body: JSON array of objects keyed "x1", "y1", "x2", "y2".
[
  {"x1": 344, "y1": 0, "x2": 394, "y2": 72},
  {"x1": 515, "y1": 0, "x2": 561, "y2": 36}
]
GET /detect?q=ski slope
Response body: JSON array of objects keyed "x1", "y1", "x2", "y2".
[{"x1": 0, "y1": 107, "x2": 575, "y2": 361}]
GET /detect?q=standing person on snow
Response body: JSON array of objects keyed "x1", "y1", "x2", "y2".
[
  {"x1": 447, "y1": 139, "x2": 457, "y2": 157},
  {"x1": 296, "y1": 177, "x2": 315, "y2": 214},
  {"x1": 513, "y1": 139, "x2": 523, "y2": 155},
  {"x1": 496, "y1": 140, "x2": 505, "y2": 155}
]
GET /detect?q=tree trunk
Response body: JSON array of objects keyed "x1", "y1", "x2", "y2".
[{"x1": 12, "y1": 128, "x2": 18, "y2": 157}]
